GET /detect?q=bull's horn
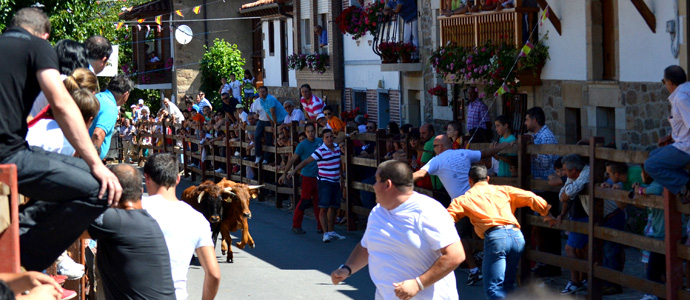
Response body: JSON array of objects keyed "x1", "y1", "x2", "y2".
[
  {"x1": 197, "y1": 191, "x2": 205, "y2": 204},
  {"x1": 247, "y1": 185, "x2": 263, "y2": 190},
  {"x1": 223, "y1": 187, "x2": 236, "y2": 202}
]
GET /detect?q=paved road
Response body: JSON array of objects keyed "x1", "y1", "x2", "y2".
[{"x1": 171, "y1": 176, "x2": 485, "y2": 299}]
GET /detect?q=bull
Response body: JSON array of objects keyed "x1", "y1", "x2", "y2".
[
  {"x1": 216, "y1": 178, "x2": 260, "y2": 263},
  {"x1": 181, "y1": 181, "x2": 231, "y2": 249}
]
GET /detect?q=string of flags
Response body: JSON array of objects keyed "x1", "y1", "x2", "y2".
[
  {"x1": 114, "y1": 4, "x2": 204, "y2": 30},
  {"x1": 493, "y1": 5, "x2": 550, "y2": 97}
]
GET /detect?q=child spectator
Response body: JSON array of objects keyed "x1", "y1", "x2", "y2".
[{"x1": 493, "y1": 115, "x2": 516, "y2": 177}]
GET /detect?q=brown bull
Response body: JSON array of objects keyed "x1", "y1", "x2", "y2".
[
  {"x1": 181, "y1": 181, "x2": 228, "y2": 225},
  {"x1": 216, "y1": 178, "x2": 261, "y2": 263}
]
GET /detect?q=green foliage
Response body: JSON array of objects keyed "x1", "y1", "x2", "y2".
[{"x1": 200, "y1": 38, "x2": 245, "y2": 109}]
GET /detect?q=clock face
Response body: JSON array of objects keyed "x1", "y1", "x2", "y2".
[{"x1": 175, "y1": 25, "x2": 193, "y2": 45}]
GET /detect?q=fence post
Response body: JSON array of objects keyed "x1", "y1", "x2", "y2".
[
  {"x1": 239, "y1": 127, "x2": 246, "y2": 180},
  {"x1": 375, "y1": 129, "x2": 387, "y2": 166},
  {"x1": 290, "y1": 121, "x2": 299, "y2": 210},
  {"x1": 182, "y1": 136, "x2": 189, "y2": 177},
  {"x1": 664, "y1": 190, "x2": 683, "y2": 299},
  {"x1": 587, "y1": 136, "x2": 605, "y2": 300},
  {"x1": 162, "y1": 119, "x2": 167, "y2": 154},
  {"x1": 275, "y1": 123, "x2": 282, "y2": 209},
  {"x1": 345, "y1": 128, "x2": 357, "y2": 231},
  {"x1": 517, "y1": 134, "x2": 532, "y2": 285},
  {"x1": 225, "y1": 122, "x2": 232, "y2": 179},
  {"x1": 200, "y1": 138, "x2": 207, "y2": 182}
]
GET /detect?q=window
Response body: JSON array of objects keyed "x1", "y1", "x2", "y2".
[
  {"x1": 300, "y1": 19, "x2": 311, "y2": 53},
  {"x1": 268, "y1": 21, "x2": 275, "y2": 56},
  {"x1": 354, "y1": 90, "x2": 367, "y2": 114}
]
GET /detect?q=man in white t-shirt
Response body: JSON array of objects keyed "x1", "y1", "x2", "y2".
[
  {"x1": 229, "y1": 74, "x2": 242, "y2": 101},
  {"x1": 141, "y1": 153, "x2": 220, "y2": 300},
  {"x1": 163, "y1": 97, "x2": 185, "y2": 124},
  {"x1": 331, "y1": 160, "x2": 464, "y2": 300},
  {"x1": 412, "y1": 134, "x2": 511, "y2": 286}
]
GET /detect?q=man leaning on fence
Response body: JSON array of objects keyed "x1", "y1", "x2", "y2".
[
  {"x1": 645, "y1": 65, "x2": 690, "y2": 203},
  {"x1": 0, "y1": 7, "x2": 121, "y2": 271},
  {"x1": 447, "y1": 163, "x2": 556, "y2": 300}
]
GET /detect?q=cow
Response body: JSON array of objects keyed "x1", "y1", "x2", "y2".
[
  {"x1": 215, "y1": 178, "x2": 261, "y2": 263},
  {"x1": 181, "y1": 180, "x2": 230, "y2": 247}
]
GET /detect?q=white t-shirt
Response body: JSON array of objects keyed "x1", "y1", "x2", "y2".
[
  {"x1": 230, "y1": 80, "x2": 242, "y2": 100},
  {"x1": 362, "y1": 193, "x2": 460, "y2": 300},
  {"x1": 421, "y1": 149, "x2": 481, "y2": 199},
  {"x1": 250, "y1": 99, "x2": 268, "y2": 121},
  {"x1": 238, "y1": 111, "x2": 248, "y2": 123},
  {"x1": 283, "y1": 109, "x2": 306, "y2": 124},
  {"x1": 220, "y1": 83, "x2": 231, "y2": 95},
  {"x1": 165, "y1": 102, "x2": 185, "y2": 123},
  {"x1": 142, "y1": 195, "x2": 213, "y2": 300},
  {"x1": 26, "y1": 119, "x2": 75, "y2": 156}
]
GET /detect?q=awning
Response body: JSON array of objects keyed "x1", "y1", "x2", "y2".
[
  {"x1": 239, "y1": 0, "x2": 292, "y2": 17},
  {"x1": 120, "y1": 0, "x2": 171, "y2": 20}
]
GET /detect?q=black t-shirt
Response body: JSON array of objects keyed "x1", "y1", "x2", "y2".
[
  {"x1": 221, "y1": 97, "x2": 240, "y2": 116},
  {"x1": 0, "y1": 27, "x2": 59, "y2": 159},
  {"x1": 568, "y1": 196, "x2": 588, "y2": 219},
  {"x1": 89, "y1": 209, "x2": 176, "y2": 300}
]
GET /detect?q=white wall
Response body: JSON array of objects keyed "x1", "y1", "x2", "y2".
[
  {"x1": 618, "y1": 0, "x2": 680, "y2": 82},
  {"x1": 539, "y1": 0, "x2": 588, "y2": 81},
  {"x1": 343, "y1": 33, "x2": 400, "y2": 90},
  {"x1": 287, "y1": 18, "x2": 297, "y2": 87},
  {"x1": 263, "y1": 19, "x2": 284, "y2": 87}
]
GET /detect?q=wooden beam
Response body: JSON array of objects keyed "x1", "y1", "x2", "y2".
[
  {"x1": 630, "y1": 0, "x2": 656, "y2": 33},
  {"x1": 535, "y1": 0, "x2": 562, "y2": 35}
]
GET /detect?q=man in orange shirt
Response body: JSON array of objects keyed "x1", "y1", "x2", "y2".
[
  {"x1": 322, "y1": 105, "x2": 345, "y2": 134},
  {"x1": 447, "y1": 164, "x2": 556, "y2": 300}
]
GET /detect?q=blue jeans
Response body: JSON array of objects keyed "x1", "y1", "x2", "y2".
[
  {"x1": 1, "y1": 146, "x2": 108, "y2": 271},
  {"x1": 645, "y1": 145, "x2": 690, "y2": 194},
  {"x1": 483, "y1": 226, "x2": 525, "y2": 300},
  {"x1": 254, "y1": 120, "x2": 272, "y2": 159}
]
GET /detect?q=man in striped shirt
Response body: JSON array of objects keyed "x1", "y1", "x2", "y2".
[
  {"x1": 299, "y1": 84, "x2": 324, "y2": 121},
  {"x1": 288, "y1": 129, "x2": 346, "y2": 243}
]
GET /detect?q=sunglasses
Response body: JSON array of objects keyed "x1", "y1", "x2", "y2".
[{"x1": 324, "y1": 112, "x2": 332, "y2": 116}]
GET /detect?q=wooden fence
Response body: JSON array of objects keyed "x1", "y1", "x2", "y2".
[{"x1": 135, "y1": 121, "x2": 689, "y2": 299}]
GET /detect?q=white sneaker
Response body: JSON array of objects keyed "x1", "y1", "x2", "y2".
[
  {"x1": 322, "y1": 233, "x2": 332, "y2": 243},
  {"x1": 57, "y1": 258, "x2": 85, "y2": 280},
  {"x1": 560, "y1": 281, "x2": 582, "y2": 295},
  {"x1": 640, "y1": 294, "x2": 658, "y2": 300},
  {"x1": 214, "y1": 168, "x2": 224, "y2": 173},
  {"x1": 255, "y1": 156, "x2": 262, "y2": 164},
  {"x1": 329, "y1": 232, "x2": 346, "y2": 240},
  {"x1": 234, "y1": 151, "x2": 241, "y2": 157}
]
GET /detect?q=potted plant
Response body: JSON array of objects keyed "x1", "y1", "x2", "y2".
[
  {"x1": 306, "y1": 53, "x2": 330, "y2": 74},
  {"x1": 377, "y1": 42, "x2": 398, "y2": 63},
  {"x1": 428, "y1": 84, "x2": 448, "y2": 106},
  {"x1": 397, "y1": 42, "x2": 416, "y2": 63},
  {"x1": 516, "y1": 34, "x2": 550, "y2": 85},
  {"x1": 286, "y1": 53, "x2": 307, "y2": 71}
]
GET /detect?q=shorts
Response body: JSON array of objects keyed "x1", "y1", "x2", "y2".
[
  {"x1": 566, "y1": 216, "x2": 589, "y2": 249},
  {"x1": 318, "y1": 180, "x2": 341, "y2": 209}
]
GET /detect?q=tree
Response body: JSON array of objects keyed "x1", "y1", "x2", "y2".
[{"x1": 200, "y1": 38, "x2": 245, "y2": 109}]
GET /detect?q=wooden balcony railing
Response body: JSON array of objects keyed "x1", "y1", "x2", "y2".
[{"x1": 439, "y1": 8, "x2": 539, "y2": 48}]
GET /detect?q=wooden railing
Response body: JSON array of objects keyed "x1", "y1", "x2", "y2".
[
  {"x1": 438, "y1": 8, "x2": 539, "y2": 48},
  {"x1": 132, "y1": 121, "x2": 690, "y2": 299}
]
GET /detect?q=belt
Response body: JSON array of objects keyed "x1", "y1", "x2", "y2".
[{"x1": 484, "y1": 224, "x2": 516, "y2": 235}]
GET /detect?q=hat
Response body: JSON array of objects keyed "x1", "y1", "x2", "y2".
[
  {"x1": 138, "y1": 99, "x2": 144, "y2": 105},
  {"x1": 316, "y1": 113, "x2": 325, "y2": 120},
  {"x1": 236, "y1": 104, "x2": 244, "y2": 109},
  {"x1": 253, "y1": 92, "x2": 260, "y2": 98},
  {"x1": 130, "y1": 104, "x2": 136, "y2": 108}
]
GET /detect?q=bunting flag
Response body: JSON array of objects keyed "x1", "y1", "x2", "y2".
[
  {"x1": 155, "y1": 15, "x2": 162, "y2": 25},
  {"x1": 540, "y1": 6, "x2": 549, "y2": 26},
  {"x1": 193, "y1": 5, "x2": 201, "y2": 14},
  {"x1": 146, "y1": 25, "x2": 150, "y2": 31},
  {"x1": 137, "y1": 24, "x2": 141, "y2": 31},
  {"x1": 494, "y1": 83, "x2": 510, "y2": 97},
  {"x1": 519, "y1": 41, "x2": 534, "y2": 57},
  {"x1": 175, "y1": 10, "x2": 184, "y2": 17},
  {"x1": 124, "y1": 24, "x2": 128, "y2": 30},
  {"x1": 137, "y1": 18, "x2": 145, "y2": 23},
  {"x1": 157, "y1": 25, "x2": 162, "y2": 32},
  {"x1": 115, "y1": 22, "x2": 124, "y2": 30}
]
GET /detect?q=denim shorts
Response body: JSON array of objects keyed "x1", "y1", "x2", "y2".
[
  {"x1": 318, "y1": 180, "x2": 341, "y2": 208},
  {"x1": 566, "y1": 216, "x2": 589, "y2": 249}
]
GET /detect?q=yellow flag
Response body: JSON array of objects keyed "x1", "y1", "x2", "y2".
[
  {"x1": 137, "y1": 19, "x2": 145, "y2": 23},
  {"x1": 193, "y1": 5, "x2": 201, "y2": 14},
  {"x1": 155, "y1": 15, "x2": 162, "y2": 25},
  {"x1": 175, "y1": 10, "x2": 184, "y2": 17}
]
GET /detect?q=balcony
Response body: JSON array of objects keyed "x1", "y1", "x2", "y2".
[{"x1": 438, "y1": 7, "x2": 539, "y2": 48}]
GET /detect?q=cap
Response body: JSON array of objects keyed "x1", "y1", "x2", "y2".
[
  {"x1": 130, "y1": 104, "x2": 136, "y2": 108},
  {"x1": 316, "y1": 113, "x2": 325, "y2": 120},
  {"x1": 138, "y1": 99, "x2": 144, "y2": 105},
  {"x1": 253, "y1": 92, "x2": 260, "y2": 98},
  {"x1": 236, "y1": 104, "x2": 244, "y2": 109}
]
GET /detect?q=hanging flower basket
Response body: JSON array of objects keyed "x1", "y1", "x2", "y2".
[
  {"x1": 397, "y1": 42, "x2": 416, "y2": 63},
  {"x1": 305, "y1": 53, "x2": 330, "y2": 74},
  {"x1": 378, "y1": 42, "x2": 398, "y2": 63},
  {"x1": 287, "y1": 53, "x2": 308, "y2": 71}
]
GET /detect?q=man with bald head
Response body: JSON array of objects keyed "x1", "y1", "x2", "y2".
[
  {"x1": 413, "y1": 134, "x2": 511, "y2": 286},
  {"x1": 86, "y1": 164, "x2": 175, "y2": 299}
]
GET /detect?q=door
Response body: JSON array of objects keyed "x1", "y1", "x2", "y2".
[{"x1": 378, "y1": 91, "x2": 390, "y2": 127}]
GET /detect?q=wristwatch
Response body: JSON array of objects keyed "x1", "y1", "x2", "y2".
[{"x1": 338, "y1": 264, "x2": 352, "y2": 276}]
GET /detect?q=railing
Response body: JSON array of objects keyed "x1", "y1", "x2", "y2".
[
  {"x1": 128, "y1": 120, "x2": 689, "y2": 299},
  {"x1": 439, "y1": 8, "x2": 539, "y2": 48},
  {"x1": 0, "y1": 164, "x2": 19, "y2": 273}
]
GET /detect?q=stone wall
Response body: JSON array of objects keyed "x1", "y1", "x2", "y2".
[
  {"x1": 535, "y1": 80, "x2": 670, "y2": 151},
  {"x1": 419, "y1": 0, "x2": 435, "y2": 125}
]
